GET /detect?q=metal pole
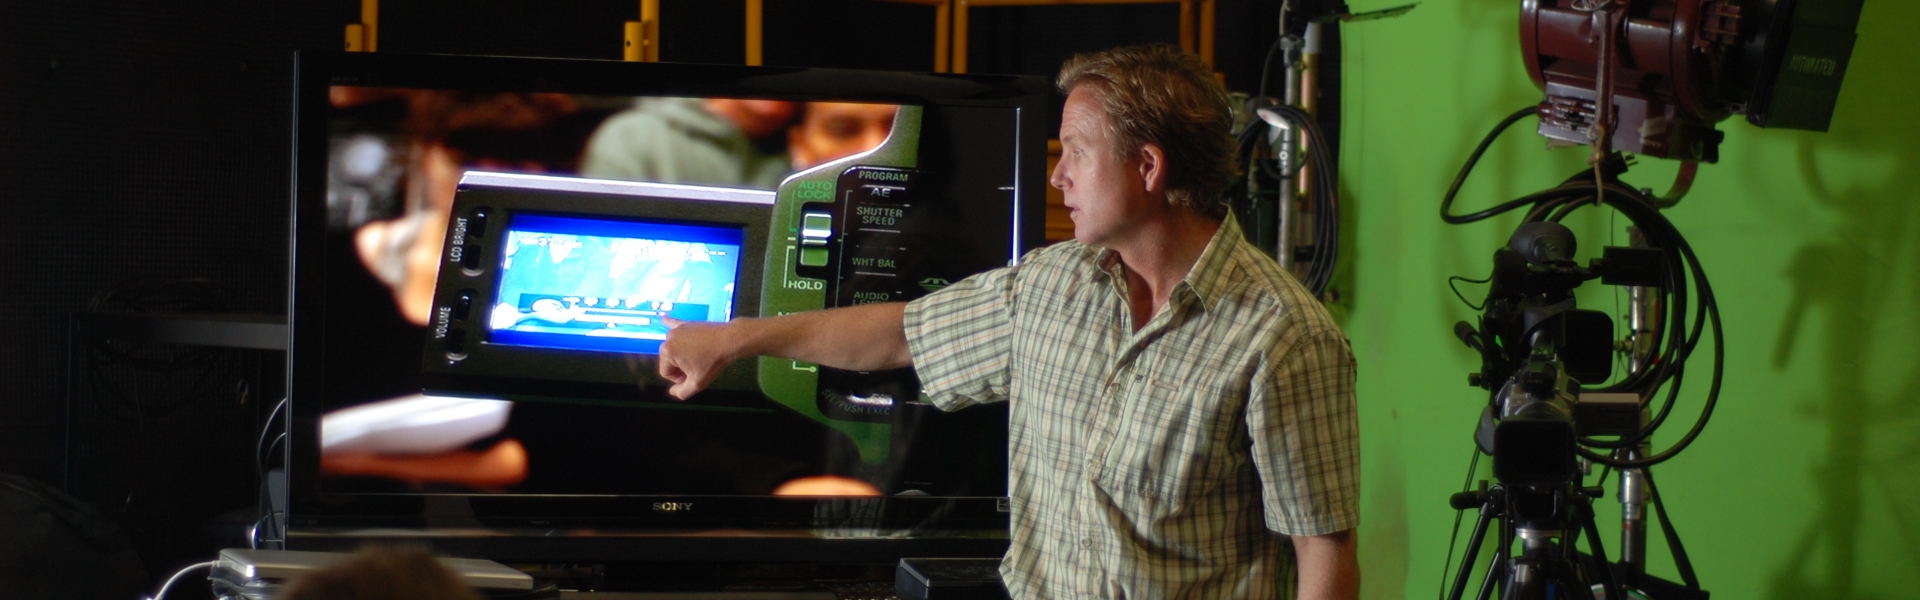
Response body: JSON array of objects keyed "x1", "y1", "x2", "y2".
[
  {"x1": 1617, "y1": 225, "x2": 1659, "y2": 575},
  {"x1": 1274, "y1": 32, "x2": 1301, "y2": 270}
]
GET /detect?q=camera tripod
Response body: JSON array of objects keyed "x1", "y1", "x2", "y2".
[
  {"x1": 1446, "y1": 480, "x2": 1618, "y2": 600},
  {"x1": 1445, "y1": 477, "x2": 1712, "y2": 600}
]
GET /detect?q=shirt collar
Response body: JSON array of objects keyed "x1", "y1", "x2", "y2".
[
  {"x1": 1182, "y1": 212, "x2": 1243, "y2": 312},
  {"x1": 1090, "y1": 212, "x2": 1244, "y2": 314}
]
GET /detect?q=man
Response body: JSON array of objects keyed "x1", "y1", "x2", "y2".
[
  {"x1": 326, "y1": 91, "x2": 582, "y2": 489},
  {"x1": 787, "y1": 101, "x2": 899, "y2": 170},
  {"x1": 579, "y1": 97, "x2": 798, "y2": 189},
  {"x1": 351, "y1": 90, "x2": 583, "y2": 327},
  {"x1": 659, "y1": 45, "x2": 1359, "y2": 599}
]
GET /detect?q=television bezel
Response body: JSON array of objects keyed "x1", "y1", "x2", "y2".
[{"x1": 286, "y1": 51, "x2": 1049, "y2": 562}]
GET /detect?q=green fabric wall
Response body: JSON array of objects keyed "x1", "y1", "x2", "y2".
[{"x1": 1335, "y1": 2, "x2": 1920, "y2": 598}]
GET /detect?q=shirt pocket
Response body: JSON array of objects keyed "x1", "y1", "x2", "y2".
[{"x1": 1095, "y1": 376, "x2": 1237, "y2": 507}]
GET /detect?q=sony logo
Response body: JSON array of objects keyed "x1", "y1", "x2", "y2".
[{"x1": 652, "y1": 502, "x2": 694, "y2": 512}]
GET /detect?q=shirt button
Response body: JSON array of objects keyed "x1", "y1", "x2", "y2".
[{"x1": 1080, "y1": 538, "x2": 1094, "y2": 548}]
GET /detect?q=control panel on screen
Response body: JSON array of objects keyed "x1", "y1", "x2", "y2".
[{"x1": 419, "y1": 174, "x2": 776, "y2": 399}]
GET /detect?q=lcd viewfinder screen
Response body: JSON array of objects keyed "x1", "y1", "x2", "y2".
[{"x1": 488, "y1": 213, "x2": 744, "y2": 355}]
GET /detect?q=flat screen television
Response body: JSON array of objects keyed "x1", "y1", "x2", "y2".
[{"x1": 285, "y1": 51, "x2": 1049, "y2": 562}]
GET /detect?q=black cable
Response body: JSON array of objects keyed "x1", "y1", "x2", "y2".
[
  {"x1": 249, "y1": 510, "x2": 288, "y2": 549},
  {"x1": 1245, "y1": 20, "x2": 1333, "y2": 288},
  {"x1": 1258, "y1": 103, "x2": 1341, "y2": 296},
  {"x1": 1448, "y1": 275, "x2": 1491, "y2": 311},
  {"x1": 1541, "y1": 181, "x2": 1692, "y2": 442},
  {"x1": 1575, "y1": 184, "x2": 1724, "y2": 467},
  {"x1": 1257, "y1": 0, "x2": 1296, "y2": 107},
  {"x1": 254, "y1": 396, "x2": 289, "y2": 550},
  {"x1": 255, "y1": 397, "x2": 288, "y2": 480},
  {"x1": 1441, "y1": 163, "x2": 1721, "y2": 469},
  {"x1": 1257, "y1": 37, "x2": 1286, "y2": 114},
  {"x1": 1231, "y1": 101, "x2": 1340, "y2": 297},
  {"x1": 1643, "y1": 469, "x2": 1703, "y2": 590},
  {"x1": 1237, "y1": 3, "x2": 1341, "y2": 298},
  {"x1": 1441, "y1": 107, "x2": 1539, "y2": 225},
  {"x1": 259, "y1": 433, "x2": 286, "y2": 475}
]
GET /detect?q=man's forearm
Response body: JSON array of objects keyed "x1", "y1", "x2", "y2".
[
  {"x1": 734, "y1": 301, "x2": 912, "y2": 372},
  {"x1": 1292, "y1": 529, "x2": 1358, "y2": 600},
  {"x1": 658, "y1": 302, "x2": 911, "y2": 399}
]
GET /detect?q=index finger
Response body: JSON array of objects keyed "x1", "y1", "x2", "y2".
[{"x1": 662, "y1": 316, "x2": 686, "y2": 329}]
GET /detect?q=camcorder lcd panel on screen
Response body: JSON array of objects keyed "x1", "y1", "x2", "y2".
[{"x1": 419, "y1": 174, "x2": 774, "y2": 401}]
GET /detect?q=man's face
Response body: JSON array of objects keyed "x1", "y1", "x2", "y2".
[
  {"x1": 703, "y1": 98, "x2": 800, "y2": 140},
  {"x1": 789, "y1": 103, "x2": 897, "y2": 169},
  {"x1": 1050, "y1": 86, "x2": 1155, "y2": 248}
]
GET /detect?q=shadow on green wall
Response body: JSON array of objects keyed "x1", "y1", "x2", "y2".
[
  {"x1": 1764, "y1": 13, "x2": 1920, "y2": 593},
  {"x1": 1764, "y1": 146, "x2": 1920, "y2": 599}
]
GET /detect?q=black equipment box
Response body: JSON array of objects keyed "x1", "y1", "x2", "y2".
[{"x1": 895, "y1": 558, "x2": 1007, "y2": 600}]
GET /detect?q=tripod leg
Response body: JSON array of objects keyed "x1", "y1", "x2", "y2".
[
  {"x1": 1476, "y1": 548, "x2": 1504, "y2": 600},
  {"x1": 1576, "y1": 497, "x2": 1623, "y2": 600},
  {"x1": 1450, "y1": 501, "x2": 1500, "y2": 600}
]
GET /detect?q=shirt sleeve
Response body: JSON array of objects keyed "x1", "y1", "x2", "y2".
[
  {"x1": 1248, "y1": 327, "x2": 1361, "y2": 536},
  {"x1": 578, "y1": 109, "x2": 668, "y2": 181},
  {"x1": 902, "y1": 264, "x2": 1017, "y2": 411}
]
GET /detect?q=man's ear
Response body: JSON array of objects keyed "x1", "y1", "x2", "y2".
[{"x1": 1137, "y1": 142, "x2": 1168, "y2": 195}]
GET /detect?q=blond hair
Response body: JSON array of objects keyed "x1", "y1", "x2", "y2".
[{"x1": 1056, "y1": 44, "x2": 1236, "y2": 218}]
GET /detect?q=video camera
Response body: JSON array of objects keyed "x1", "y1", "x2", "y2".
[
  {"x1": 1435, "y1": 3, "x2": 1862, "y2": 597},
  {"x1": 1443, "y1": 213, "x2": 1700, "y2": 600},
  {"x1": 1458, "y1": 220, "x2": 1665, "y2": 489}
]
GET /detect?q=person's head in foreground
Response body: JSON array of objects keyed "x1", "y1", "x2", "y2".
[
  {"x1": 788, "y1": 101, "x2": 898, "y2": 169},
  {"x1": 1051, "y1": 43, "x2": 1237, "y2": 246},
  {"x1": 277, "y1": 546, "x2": 481, "y2": 600}
]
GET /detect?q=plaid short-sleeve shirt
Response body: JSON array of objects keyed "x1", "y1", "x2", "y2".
[{"x1": 903, "y1": 215, "x2": 1359, "y2": 599}]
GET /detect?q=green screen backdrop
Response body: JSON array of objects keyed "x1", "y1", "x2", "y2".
[{"x1": 1335, "y1": 2, "x2": 1920, "y2": 598}]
